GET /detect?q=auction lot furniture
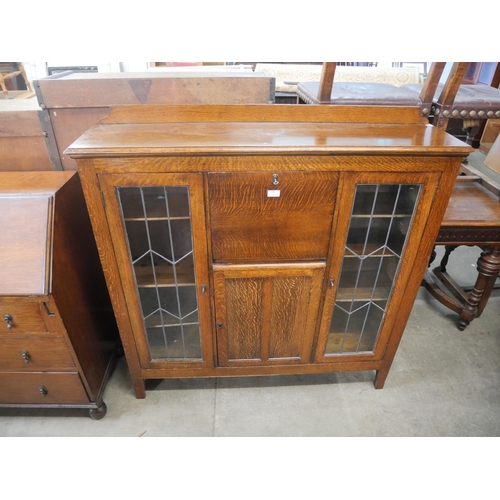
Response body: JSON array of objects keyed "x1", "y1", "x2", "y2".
[
  {"x1": 0, "y1": 172, "x2": 119, "y2": 418},
  {"x1": 34, "y1": 71, "x2": 275, "y2": 170},
  {"x1": 0, "y1": 95, "x2": 60, "y2": 172},
  {"x1": 424, "y1": 177, "x2": 500, "y2": 330},
  {"x1": 66, "y1": 104, "x2": 471, "y2": 398}
]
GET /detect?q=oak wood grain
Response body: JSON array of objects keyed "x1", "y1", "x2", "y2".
[
  {"x1": 66, "y1": 121, "x2": 472, "y2": 158},
  {"x1": 99, "y1": 103, "x2": 427, "y2": 125},
  {"x1": 214, "y1": 263, "x2": 325, "y2": 366},
  {"x1": 77, "y1": 160, "x2": 147, "y2": 398},
  {"x1": 225, "y1": 277, "x2": 263, "y2": 361},
  {"x1": 98, "y1": 173, "x2": 214, "y2": 374},
  {"x1": 315, "y1": 170, "x2": 442, "y2": 366},
  {"x1": 70, "y1": 106, "x2": 471, "y2": 394},
  {"x1": 93, "y1": 154, "x2": 461, "y2": 175},
  {"x1": 374, "y1": 158, "x2": 462, "y2": 388},
  {"x1": 209, "y1": 171, "x2": 338, "y2": 261}
]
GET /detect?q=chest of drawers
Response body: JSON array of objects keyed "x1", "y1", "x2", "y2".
[{"x1": 0, "y1": 172, "x2": 119, "y2": 418}]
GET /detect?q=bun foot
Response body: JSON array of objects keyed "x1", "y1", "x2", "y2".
[{"x1": 89, "y1": 402, "x2": 107, "y2": 420}]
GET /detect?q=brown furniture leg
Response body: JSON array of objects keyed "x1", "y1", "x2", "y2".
[
  {"x1": 458, "y1": 245, "x2": 500, "y2": 330},
  {"x1": 440, "y1": 245, "x2": 458, "y2": 272},
  {"x1": 0, "y1": 76, "x2": 8, "y2": 97}
]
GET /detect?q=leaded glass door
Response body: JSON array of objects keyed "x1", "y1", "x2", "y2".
[
  {"x1": 315, "y1": 171, "x2": 440, "y2": 363},
  {"x1": 99, "y1": 173, "x2": 213, "y2": 369}
]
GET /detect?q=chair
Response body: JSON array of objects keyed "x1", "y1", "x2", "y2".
[
  {"x1": 401, "y1": 62, "x2": 500, "y2": 148},
  {"x1": 296, "y1": 62, "x2": 446, "y2": 116},
  {"x1": 0, "y1": 62, "x2": 32, "y2": 98},
  {"x1": 297, "y1": 62, "x2": 500, "y2": 329},
  {"x1": 424, "y1": 176, "x2": 500, "y2": 330}
]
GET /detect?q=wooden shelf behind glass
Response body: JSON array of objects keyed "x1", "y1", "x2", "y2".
[{"x1": 133, "y1": 259, "x2": 195, "y2": 287}]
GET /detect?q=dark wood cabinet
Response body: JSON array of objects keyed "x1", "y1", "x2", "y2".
[
  {"x1": 0, "y1": 172, "x2": 119, "y2": 418},
  {"x1": 66, "y1": 104, "x2": 472, "y2": 398}
]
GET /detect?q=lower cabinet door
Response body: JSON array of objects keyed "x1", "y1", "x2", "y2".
[{"x1": 214, "y1": 263, "x2": 325, "y2": 366}]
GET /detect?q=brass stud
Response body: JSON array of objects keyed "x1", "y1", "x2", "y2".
[
  {"x1": 487, "y1": 111, "x2": 494, "y2": 118},
  {"x1": 469, "y1": 110, "x2": 477, "y2": 118},
  {"x1": 452, "y1": 109, "x2": 459, "y2": 117},
  {"x1": 496, "y1": 111, "x2": 500, "y2": 118},
  {"x1": 435, "y1": 108, "x2": 440, "y2": 115},
  {"x1": 461, "y1": 110, "x2": 467, "y2": 117},
  {"x1": 422, "y1": 107, "x2": 429, "y2": 115},
  {"x1": 443, "y1": 110, "x2": 450, "y2": 117},
  {"x1": 478, "y1": 110, "x2": 485, "y2": 117}
]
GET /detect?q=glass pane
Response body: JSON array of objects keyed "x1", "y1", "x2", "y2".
[
  {"x1": 117, "y1": 186, "x2": 203, "y2": 361},
  {"x1": 326, "y1": 183, "x2": 421, "y2": 355}
]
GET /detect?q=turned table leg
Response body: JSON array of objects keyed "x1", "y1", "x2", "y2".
[
  {"x1": 428, "y1": 245, "x2": 437, "y2": 267},
  {"x1": 458, "y1": 246, "x2": 500, "y2": 331},
  {"x1": 440, "y1": 245, "x2": 458, "y2": 272}
]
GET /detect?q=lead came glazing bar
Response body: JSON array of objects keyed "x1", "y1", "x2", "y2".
[
  {"x1": 326, "y1": 183, "x2": 422, "y2": 355},
  {"x1": 117, "y1": 186, "x2": 203, "y2": 361},
  {"x1": 140, "y1": 188, "x2": 170, "y2": 356},
  {"x1": 340, "y1": 184, "x2": 380, "y2": 353},
  {"x1": 355, "y1": 185, "x2": 402, "y2": 352},
  {"x1": 164, "y1": 186, "x2": 187, "y2": 358}
]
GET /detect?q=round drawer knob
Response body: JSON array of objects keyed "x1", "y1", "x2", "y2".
[
  {"x1": 39, "y1": 386, "x2": 48, "y2": 397},
  {"x1": 21, "y1": 351, "x2": 31, "y2": 363},
  {"x1": 3, "y1": 314, "x2": 13, "y2": 329}
]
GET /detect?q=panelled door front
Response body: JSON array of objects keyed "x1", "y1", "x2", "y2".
[
  {"x1": 99, "y1": 173, "x2": 213, "y2": 369},
  {"x1": 208, "y1": 170, "x2": 338, "y2": 367},
  {"x1": 315, "y1": 171, "x2": 441, "y2": 363},
  {"x1": 214, "y1": 263, "x2": 325, "y2": 366}
]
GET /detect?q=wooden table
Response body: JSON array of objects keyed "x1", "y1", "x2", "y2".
[{"x1": 424, "y1": 180, "x2": 500, "y2": 330}]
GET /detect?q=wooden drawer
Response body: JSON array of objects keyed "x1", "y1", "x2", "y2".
[
  {"x1": 0, "y1": 337, "x2": 75, "y2": 371},
  {"x1": 0, "y1": 372, "x2": 89, "y2": 404},
  {"x1": 0, "y1": 299, "x2": 48, "y2": 334},
  {"x1": 208, "y1": 172, "x2": 338, "y2": 261}
]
